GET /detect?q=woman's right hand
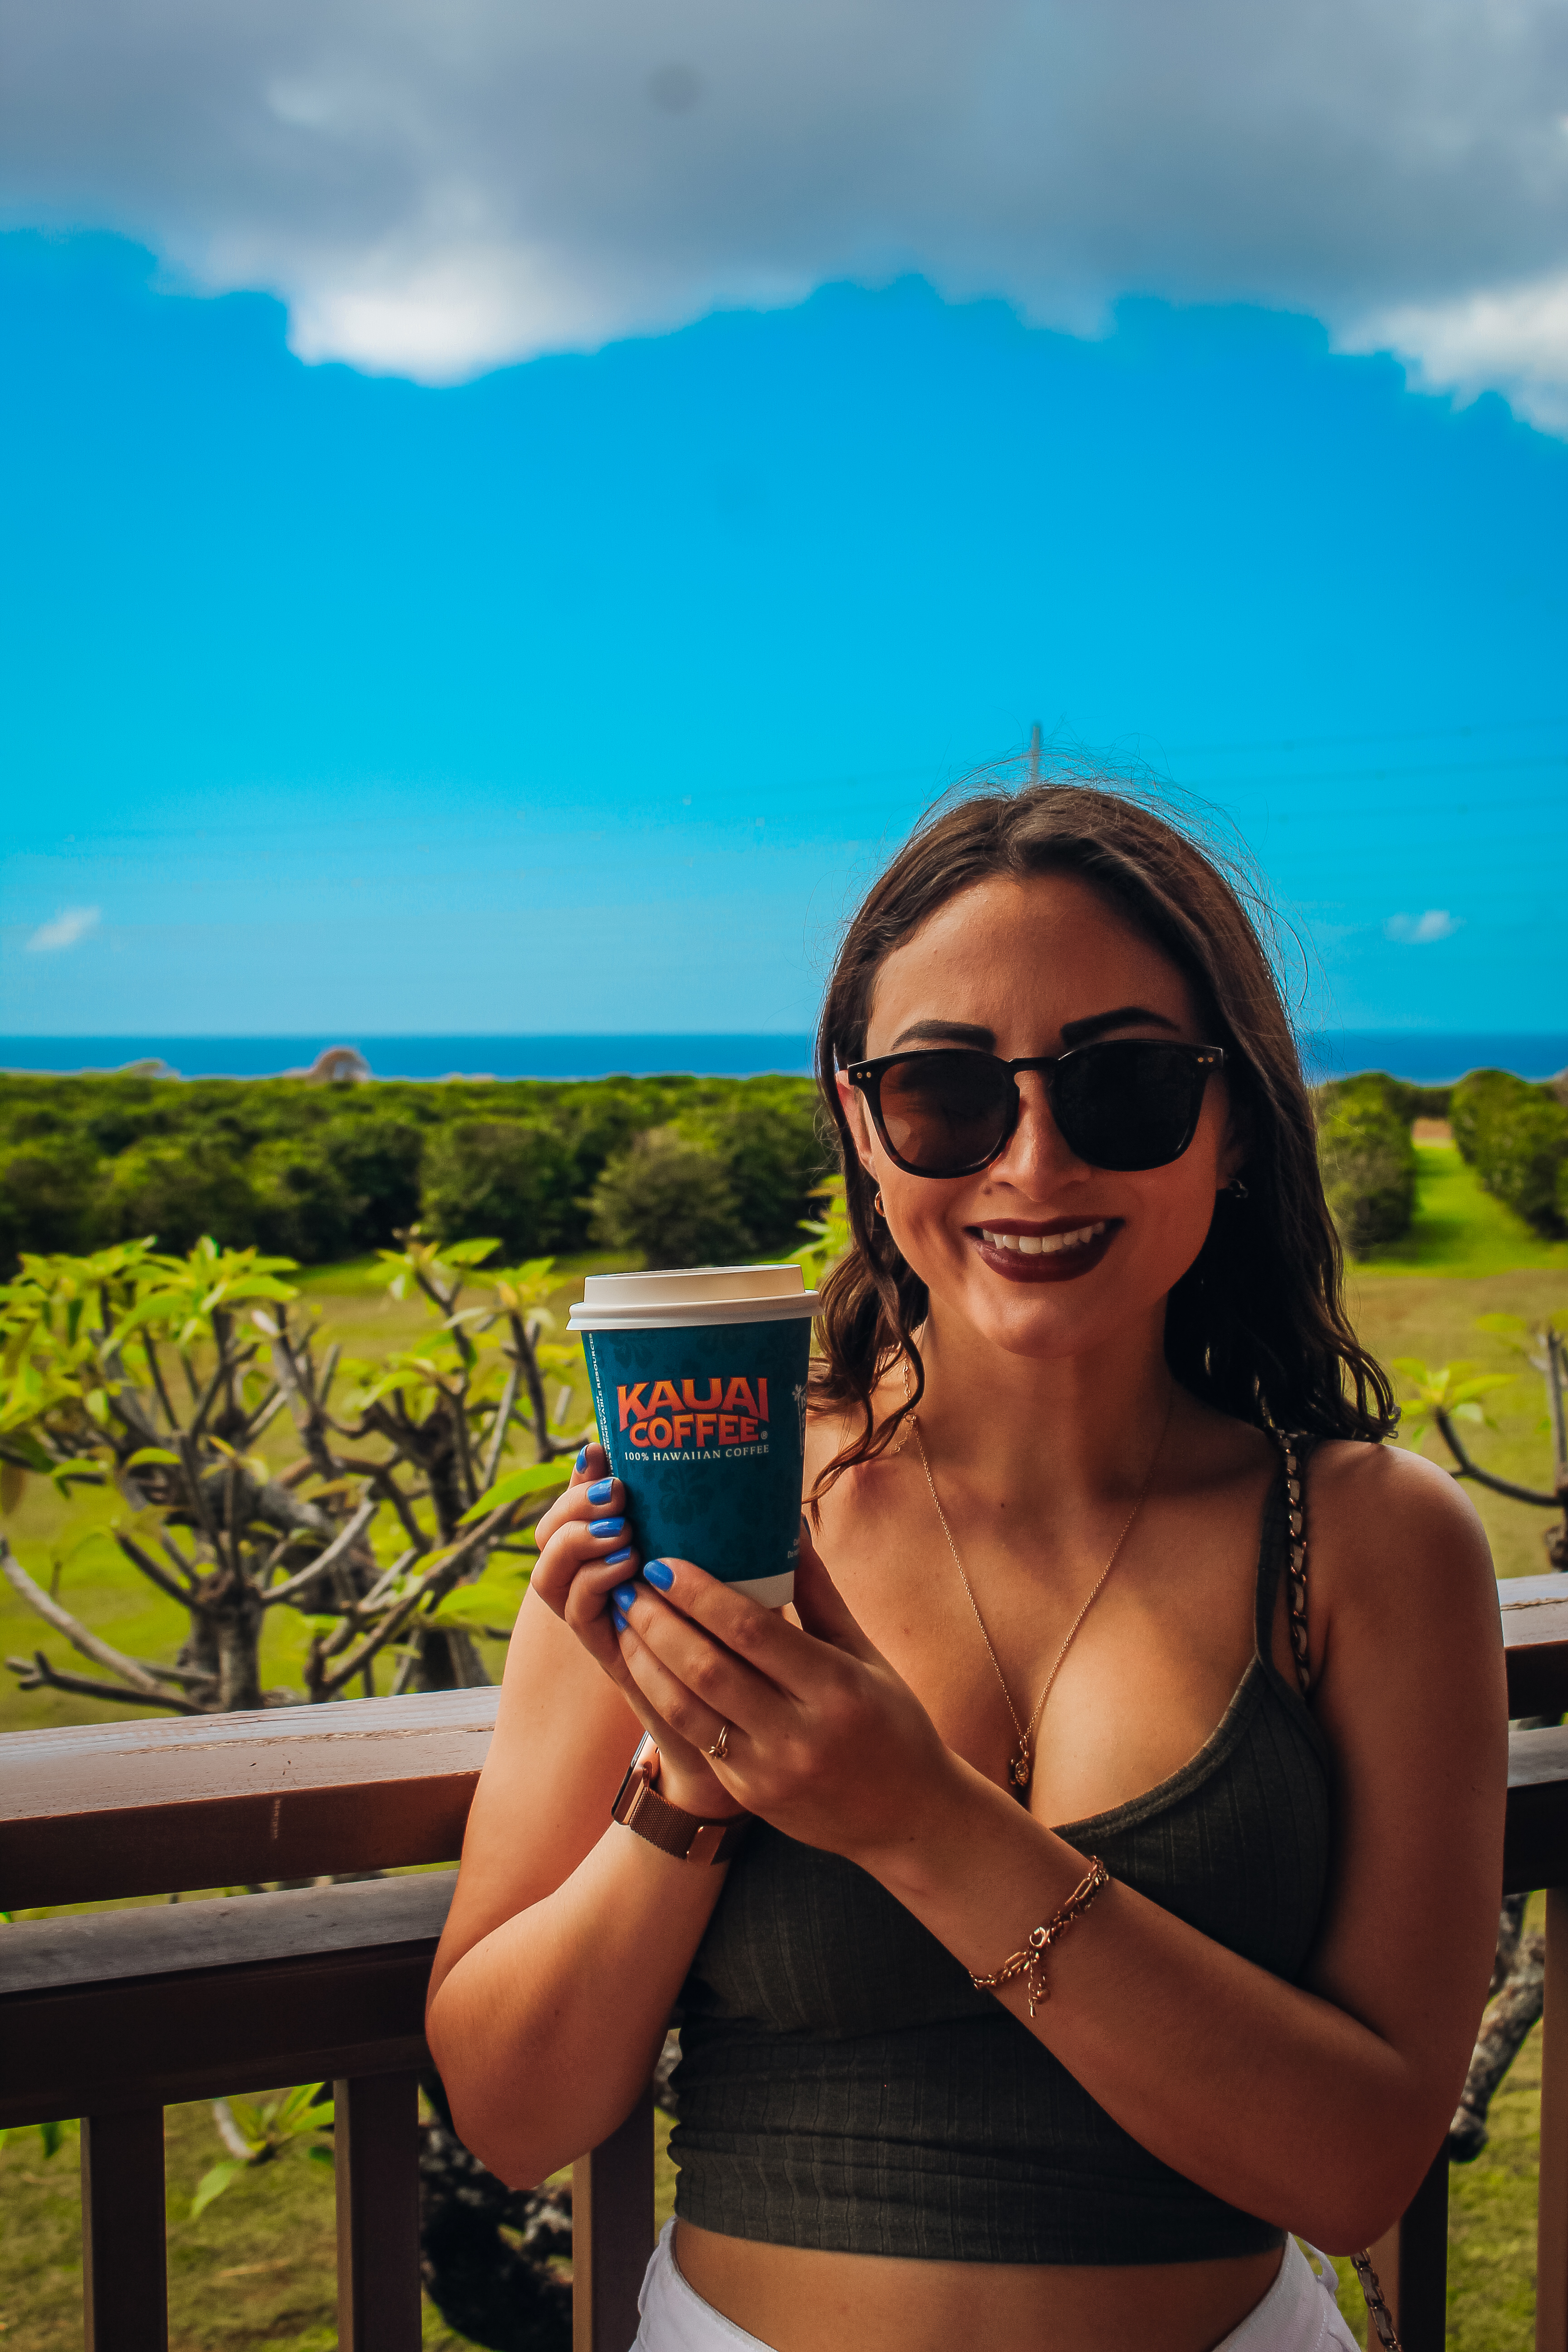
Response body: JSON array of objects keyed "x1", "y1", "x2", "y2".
[{"x1": 531, "y1": 1443, "x2": 740, "y2": 1815}]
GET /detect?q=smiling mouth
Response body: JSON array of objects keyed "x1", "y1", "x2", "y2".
[
  {"x1": 979, "y1": 1222, "x2": 1108, "y2": 1256},
  {"x1": 969, "y1": 1218, "x2": 1120, "y2": 1283}
]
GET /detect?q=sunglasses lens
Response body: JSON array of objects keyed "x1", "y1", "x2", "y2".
[
  {"x1": 1053, "y1": 1042, "x2": 1207, "y2": 1171},
  {"x1": 876, "y1": 1052, "x2": 1014, "y2": 1173}
]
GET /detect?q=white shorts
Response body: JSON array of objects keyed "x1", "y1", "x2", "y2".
[{"x1": 629, "y1": 2220, "x2": 1361, "y2": 2351}]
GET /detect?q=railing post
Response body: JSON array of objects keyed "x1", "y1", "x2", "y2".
[
  {"x1": 1362, "y1": 2144, "x2": 1449, "y2": 2352},
  {"x1": 573, "y1": 2086, "x2": 656, "y2": 2352},
  {"x1": 1540, "y1": 1887, "x2": 1568, "y2": 2352},
  {"x1": 334, "y1": 2071, "x2": 423, "y2": 2352},
  {"x1": 81, "y1": 2107, "x2": 168, "y2": 2352}
]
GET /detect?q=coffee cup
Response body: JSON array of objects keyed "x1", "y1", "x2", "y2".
[{"x1": 568, "y1": 1264, "x2": 819, "y2": 1606}]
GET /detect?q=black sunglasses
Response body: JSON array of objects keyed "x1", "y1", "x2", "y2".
[{"x1": 845, "y1": 1039, "x2": 1227, "y2": 1178}]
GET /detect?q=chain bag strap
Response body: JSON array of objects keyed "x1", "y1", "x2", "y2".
[{"x1": 1278, "y1": 1433, "x2": 1403, "y2": 2352}]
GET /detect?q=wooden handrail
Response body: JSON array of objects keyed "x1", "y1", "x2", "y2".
[
  {"x1": 1500, "y1": 1573, "x2": 1568, "y2": 1719},
  {"x1": 1506, "y1": 1725, "x2": 1568, "y2": 1892},
  {"x1": 0, "y1": 1872, "x2": 453, "y2": 2128},
  {"x1": 1, "y1": 1572, "x2": 1560, "y2": 1912},
  {"x1": 0, "y1": 1686, "x2": 497, "y2": 1906}
]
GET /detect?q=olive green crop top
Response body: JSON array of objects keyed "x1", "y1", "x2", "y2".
[{"x1": 668, "y1": 1455, "x2": 1331, "y2": 2265}]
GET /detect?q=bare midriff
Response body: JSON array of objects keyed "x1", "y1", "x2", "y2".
[{"x1": 673, "y1": 2221, "x2": 1284, "y2": 2352}]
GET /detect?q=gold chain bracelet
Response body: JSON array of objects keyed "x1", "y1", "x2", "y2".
[{"x1": 969, "y1": 1857, "x2": 1111, "y2": 2017}]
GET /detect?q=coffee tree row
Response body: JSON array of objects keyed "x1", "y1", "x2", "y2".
[{"x1": 0, "y1": 1066, "x2": 829, "y2": 1272}]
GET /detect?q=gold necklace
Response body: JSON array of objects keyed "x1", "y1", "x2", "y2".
[{"x1": 903, "y1": 1368, "x2": 1174, "y2": 1791}]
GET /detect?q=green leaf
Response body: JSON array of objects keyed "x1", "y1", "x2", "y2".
[
  {"x1": 190, "y1": 2161, "x2": 245, "y2": 2220},
  {"x1": 271, "y1": 2082, "x2": 333, "y2": 2133},
  {"x1": 459, "y1": 1460, "x2": 569, "y2": 1524},
  {"x1": 426, "y1": 1568, "x2": 529, "y2": 1630},
  {"x1": 226, "y1": 2097, "x2": 269, "y2": 2145},
  {"x1": 434, "y1": 1238, "x2": 503, "y2": 1268},
  {"x1": 0, "y1": 1432, "x2": 59, "y2": 1474},
  {"x1": 1447, "y1": 1375, "x2": 1513, "y2": 1406},
  {"x1": 306, "y1": 2142, "x2": 335, "y2": 2165},
  {"x1": 107, "y1": 1294, "x2": 187, "y2": 1343},
  {"x1": 125, "y1": 1446, "x2": 181, "y2": 1468}
]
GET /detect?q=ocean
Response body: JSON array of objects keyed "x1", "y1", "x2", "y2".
[{"x1": 1, "y1": 1033, "x2": 1565, "y2": 1083}]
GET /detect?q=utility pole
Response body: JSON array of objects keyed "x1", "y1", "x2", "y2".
[{"x1": 1028, "y1": 721, "x2": 1042, "y2": 781}]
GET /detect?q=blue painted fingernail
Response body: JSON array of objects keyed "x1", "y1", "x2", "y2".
[
  {"x1": 603, "y1": 1546, "x2": 633, "y2": 1568},
  {"x1": 590, "y1": 1516, "x2": 626, "y2": 1539},
  {"x1": 644, "y1": 1559, "x2": 674, "y2": 1591},
  {"x1": 611, "y1": 1583, "x2": 638, "y2": 1612},
  {"x1": 612, "y1": 1608, "x2": 629, "y2": 1633},
  {"x1": 586, "y1": 1477, "x2": 615, "y2": 1505},
  {"x1": 575, "y1": 1445, "x2": 590, "y2": 1472}
]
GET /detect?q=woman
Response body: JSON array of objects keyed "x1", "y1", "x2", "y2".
[{"x1": 427, "y1": 782, "x2": 1506, "y2": 2352}]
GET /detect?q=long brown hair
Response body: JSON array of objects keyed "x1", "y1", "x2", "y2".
[{"x1": 811, "y1": 777, "x2": 1395, "y2": 1485}]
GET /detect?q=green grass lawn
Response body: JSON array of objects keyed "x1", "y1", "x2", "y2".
[
  {"x1": 1350, "y1": 1264, "x2": 1568, "y2": 1582},
  {"x1": 289, "y1": 1246, "x2": 640, "y2": 1300},
  {"x1": 1357, "y1": 1147, "x2": 1568, "y2": 1278}
]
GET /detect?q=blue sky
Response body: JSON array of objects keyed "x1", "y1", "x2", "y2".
[{"x1": 3, "y1": 227, "x2": 1565, "y2": 1040}]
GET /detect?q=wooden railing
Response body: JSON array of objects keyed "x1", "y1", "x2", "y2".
[{"x1": 5, "y1": 1573, "x2": 1568, "y2": 2351}]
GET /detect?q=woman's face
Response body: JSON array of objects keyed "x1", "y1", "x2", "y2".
[{"x1": 838, "y1": 869, "x2": 1243, "y2": 1364}]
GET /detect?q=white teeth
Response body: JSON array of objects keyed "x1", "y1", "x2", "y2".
[
  {"x1": 982, "y1": 1222, "x2": 1107, "y2": 1256},
  {"x1": 1041, "y1": 1222, "x2": 1106, "y2": 1254}
]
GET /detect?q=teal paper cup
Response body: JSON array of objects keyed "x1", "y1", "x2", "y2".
[{"x1": 568, "y1": 1264, "x2": 819, "y2": 1607}]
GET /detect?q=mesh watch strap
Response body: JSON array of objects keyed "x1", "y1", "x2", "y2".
[{"x1": 611, "y1": 1739, "x2": 747, "y2": 1864}]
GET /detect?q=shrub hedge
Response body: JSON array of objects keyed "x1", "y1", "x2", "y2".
[
  {"x1": 589, "y1": 1125, "x2": 751, "y2": 1268},
  {"x1": 1450, "y1": 1068, "x2": 1568, "y2": 1235},
  {"x1": 1314, "y1": 1073, "x2": 1419, "y2": 1254},
  {"x1": 0, "y1": 1071, "x2": 831, "y2": 1271}
]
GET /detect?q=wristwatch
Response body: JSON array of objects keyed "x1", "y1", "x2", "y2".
[{"x1": 611, "y1": 1736, "x2": 749, "y2": 1864}]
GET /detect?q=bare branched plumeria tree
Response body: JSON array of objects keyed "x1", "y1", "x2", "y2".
[
  {"x1": 0, "y1": 1227, "x2": 600, "y2": 2347},
  {"x1": 0, "y1": 1230, "x2": 590, "y2": 1712},
  {"x1": 1397, "y1": 1314, "x2": 1568, "y2": 2161}
]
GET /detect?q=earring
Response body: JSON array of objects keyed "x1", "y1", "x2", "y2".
[
  {"x1": 1227, "y1": 1176, "x2": 1250, "y2": 1200},
  {"x1": 873, "y1": 1190, "x2": 886, "y2": 1217}
]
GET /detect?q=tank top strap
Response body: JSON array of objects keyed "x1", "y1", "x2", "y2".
[{"x1": 1254, "y1": 1431, "x2": 1317, "y2": 1697}]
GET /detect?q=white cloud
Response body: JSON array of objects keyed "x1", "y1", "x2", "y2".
[
  {"x1": 1385, "y1": 910, "x2": 1463, "y2": 944},
  {"x1": 3, "y1": 0, "x2": 1568, "y2": 419},
  {"x1": 25, "y1": 906, "x2": 102, "y2": 952},
  {"x1": 1348, "y1": 269, "x2": 1568, "y2": 433}
]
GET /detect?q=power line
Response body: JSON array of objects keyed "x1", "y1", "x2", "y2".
[{"x1": 1155, "y1": 715, "x2": 1568, "y2": 758}]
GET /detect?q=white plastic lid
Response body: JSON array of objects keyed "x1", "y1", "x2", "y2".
[{"x1": 568, "y1": 1262, "x2": 820, "y2": 1330}]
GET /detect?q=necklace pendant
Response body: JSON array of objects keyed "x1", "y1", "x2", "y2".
[{"x1": 1011, "y1": 1748, "x2": 1031, "y2": 1789}]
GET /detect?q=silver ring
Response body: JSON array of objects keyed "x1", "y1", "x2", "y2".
[{"x1": 706, "y1": 1721, "x2": 731, "y2": 1762}]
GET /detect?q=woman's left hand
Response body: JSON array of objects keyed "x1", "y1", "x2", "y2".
[{"x1": 609, "y1": 1526, "x2": 956, "y2": 1861}]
